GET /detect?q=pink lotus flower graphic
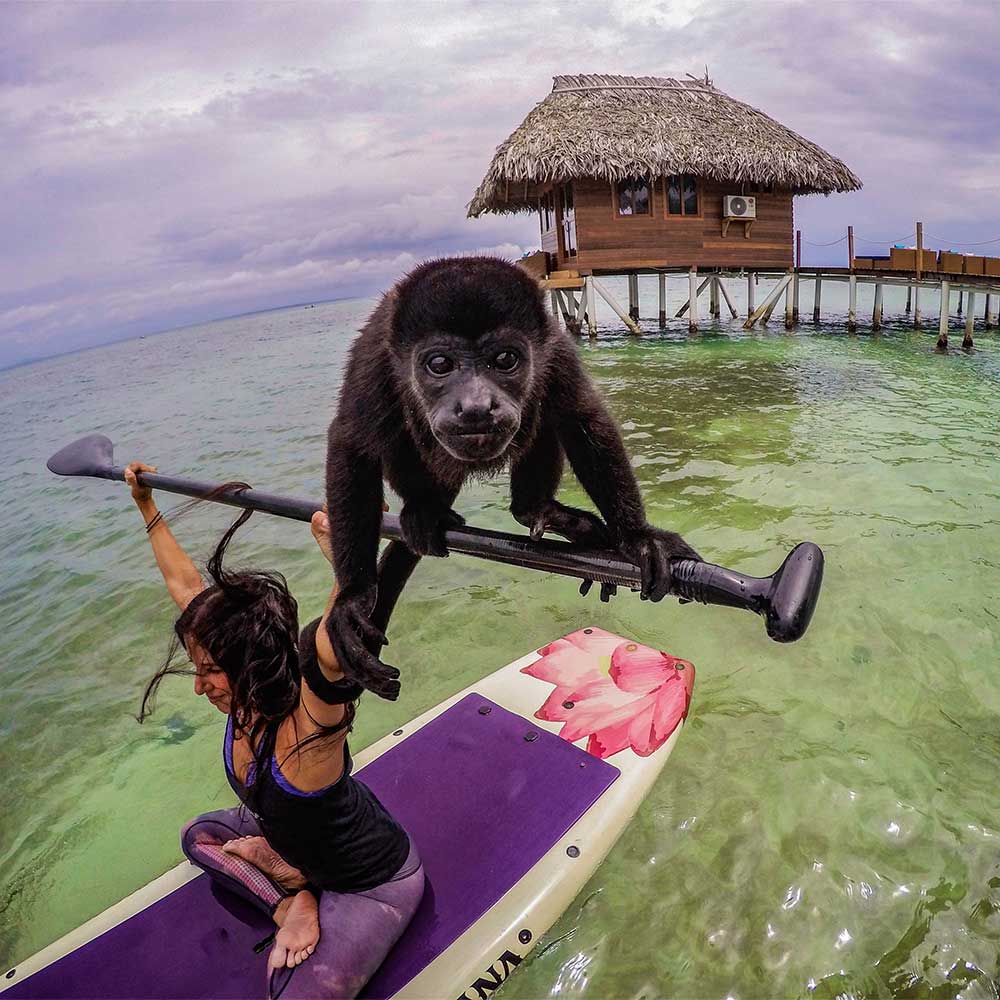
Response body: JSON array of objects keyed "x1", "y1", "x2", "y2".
[{"x1": 521, "y1": 627, "x2": 694, "y2": 760}]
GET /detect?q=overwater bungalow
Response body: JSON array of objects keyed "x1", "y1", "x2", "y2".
[{"x1": 468, "y1": 73, "x2": 861, "y2": 278}]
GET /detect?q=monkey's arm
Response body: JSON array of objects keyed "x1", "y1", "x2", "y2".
[
  {"x1": 510, "y1": 426, "x2": 618, "y2": 602},
  {"x1": 549, "y1": 351, "x2": 701, "y2": 601},
  {"x1": 510, "y1": 417, "x2": 618, "y2": 533},
  {"x1": 324, "y1": 427, "x2": 400, "y2": 699},
  {"x1": 385, "y1": 440, "x2": 464, "y2": 558}
]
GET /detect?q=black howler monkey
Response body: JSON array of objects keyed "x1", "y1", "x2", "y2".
[{"x1": 323, "y1": 256, "x2": 700, "y2": 700}]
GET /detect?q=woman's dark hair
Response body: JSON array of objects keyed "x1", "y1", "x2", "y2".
[{"x1": 138, "y1": 487, "x2": 353, "y2": 778}]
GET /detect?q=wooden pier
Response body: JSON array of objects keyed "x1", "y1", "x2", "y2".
[{"x1": 539, "y1": 243, "x2": 1000, "y2": 351}]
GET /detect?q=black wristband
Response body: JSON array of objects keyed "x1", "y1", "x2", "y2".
[
  {"x1": 298, "y1": 617, "x2": 364, "y2": 704},
  {"x1": 145, "y1": 511, "x2": 164, "y2": 534}
]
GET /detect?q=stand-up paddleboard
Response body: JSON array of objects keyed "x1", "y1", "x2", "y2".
[{"x1": 3, "y1": 627, "x2": 694, "y2": 1000}]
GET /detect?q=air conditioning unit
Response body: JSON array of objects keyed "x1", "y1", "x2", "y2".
[{"x1": 723, "y1": 195, "x2": 756, "y2": 219}]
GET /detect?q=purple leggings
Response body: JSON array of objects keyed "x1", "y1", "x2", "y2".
[{"x1": 180, "y1": 807, "x2": 424, "y2": 999}]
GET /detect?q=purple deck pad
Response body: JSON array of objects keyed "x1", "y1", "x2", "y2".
[{"x1": 6, "y1": 694, "x2": 619, "y2": 999}]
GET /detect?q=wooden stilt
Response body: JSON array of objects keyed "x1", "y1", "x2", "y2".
[
  {"x1": 872, "y1": 284, "x2": 883, "y2": 331},
  {"x1": 986, "y1": 293, "x2": 995, "y2": 329},
  {"x1": 905, "y1": 286, "x2": 912, "y2": 314},
  {"x1": 957, "y1": 290, "x2": 963, "y2": 317},
  {"x1": 964, "y1": 291, "x2": 976, "y2": 349},
  {"x1": 813, "y1": 275, "x2": 822, "y2": 323},
  {"x1": 709, "y1": 276, "x2": 720, "y2": 319},
  {"x1": 913, "y1": 284, "x2": 921, "y2": 328},
  {"x1": 744, "y1": 273, "x2": 793, "y2": 329},
  {"x1": 792, "y1": 271, "x2": 800, "y2": 324},
  {"x1": 784, "y1": 272, "x2": 794, "y2": 329},
  {"x1": 717, "y1": 277, "x2": 738, "y2": 319},
  {"x1": 688, "y1": 267, "x2": 699, "y2": 333},
  {"x1": 675, "y1": 275, "x2": 712, "y2": 317},
  {"x1": 583, "y1": 277, "x2": 597, "y2": 337},
  {"x1": 747, "y1": 273, "x2": 755, "y2": 317},
  {"x1": 628, "y1": 274, "x2": 639, "y2": 322},
  {"x1": 937, "y1": 280, "x2": 949, "y2": 350},
  {"x1": 658, "y1": 273, "x2": 666, "y2": 328},
  {"x1": 592, "y1": 277, "x2": 641, "y2": 335},
  {"x1": 848, "y1": 275, "x2": 857, "y2": 332},
  {"x1": 564, "y1": 292, "x2": 582, "y2": 335},
  {"x1": 763, "y1": 283, "x2": 786, "y2": 326}
]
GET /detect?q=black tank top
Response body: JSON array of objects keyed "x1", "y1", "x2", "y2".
[{"x1": 222, "y1": 714, "x2": 409, "y2": 894}]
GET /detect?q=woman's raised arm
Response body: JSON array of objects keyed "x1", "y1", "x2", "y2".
[{"x1": 125, "y1": 461, "x2": 205, "y2": 611}]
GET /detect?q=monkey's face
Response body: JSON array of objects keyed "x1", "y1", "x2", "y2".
[{"x1": 408, "y1": 330, "x2": 531, "y2": 463}]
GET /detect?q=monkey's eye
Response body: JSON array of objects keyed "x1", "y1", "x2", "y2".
[
  {"x1": 493, "y1": 351, "x2": 519, "y2": 373},
  {"x1": 425, "y1": 355, "x2": 455, "y2": 377}
]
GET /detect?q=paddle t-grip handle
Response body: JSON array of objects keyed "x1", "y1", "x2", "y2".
[{"x1": 47, "y1": 434, "x2": 824, "y2": 642}]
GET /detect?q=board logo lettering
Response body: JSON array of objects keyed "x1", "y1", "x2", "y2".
[{"x1": 456, "y1": 949, "x2": 523, "y2": 1000}]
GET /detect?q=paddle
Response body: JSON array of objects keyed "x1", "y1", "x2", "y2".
[{"x1": 47, "y1": 433, "x2": 825, "y2": 642}]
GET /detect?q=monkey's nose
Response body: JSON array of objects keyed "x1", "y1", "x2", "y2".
[{"x1": 454, "y1": 397, "x2": 497, "y2": 429}]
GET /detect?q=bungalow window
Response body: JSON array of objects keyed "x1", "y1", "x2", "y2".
[
  {"x1": 666, "y1": 175, "x2": 699, "y2": 216},
  {"x1": 616, "y1": 176, "x2": 651, "y2": 216}
]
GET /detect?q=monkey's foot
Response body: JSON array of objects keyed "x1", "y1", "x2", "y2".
[
  {"x1": 327, "y1": 593, "x2": 400, "y2": 700},
  {"x1": 399, "y1": 500, "x2": 464, "y2": 557},
  {"x1": 621, "y1": 527, "x2": 702, "y2": 603}
]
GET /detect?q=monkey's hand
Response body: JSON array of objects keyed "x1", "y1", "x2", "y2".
[
  {"x1": 513, "y1": 499, "x2": 611, "y2": 547},
  {"x1": 325, "y1": 589, "x2": 400, "y2": 701},
  {"x1": 399, "y1": 498, "x2": 465, "y2": 557},
  {"x1": 513, "y1": 500, "x2": 619, "y2": 603},
  {"x1": 619, "y1": 527, "x2": 702, "y2": 603}
]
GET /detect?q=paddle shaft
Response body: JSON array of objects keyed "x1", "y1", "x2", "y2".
[
  {"x1": 109, "y1": 465, "x2": 648, "y2": 588},
  {"x1": 48, "y1": 432, "x2": 824, "y2": 640}
]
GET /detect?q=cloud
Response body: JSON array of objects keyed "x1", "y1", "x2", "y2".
[{"x1": 2, "y1": 0, "x2": 999, "y2": 367}]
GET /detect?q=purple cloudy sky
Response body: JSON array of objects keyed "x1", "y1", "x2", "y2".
[{"x1": 3, "y1": 0, "x2": 999, "y2": 368}]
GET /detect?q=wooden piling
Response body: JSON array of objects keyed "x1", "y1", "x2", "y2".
[
  {"x1": 957, "y1": 290, "x2": 964, "y2": 317},
  {"x1": 872, "y1": 284, "x2": 883, "y2": 331},
  {"x1": 937, "y1": 280, "x2": 949, "y2": 350},
  {"x1": 710, "y1": 276, "x2": 720, "y2": 319},
  {"x1": 658, "y1": 273, "x2": 666, "y2": 328},
  {"x1": 792, "y1": 271, "x2": 800, "y2": 324},
  {"x1": 813, "y1": 275, "x2": 822, "y2": 323},
  {"x1": 747, "y1": 273, "x2": 755, "y2": 317},
  {"x1": 848, "y1": 225, "x2": 855, "y2": 270},
  {"x1": 848, "y1": 274, "x2": 857, "y2": 332},
  {"x1": 688, "y1": 267, "x2": 699, "y2": 333},
  {"x1": 592, "y1": 277, "x2": 641, "y2": 335},
  {"x1": 784, "y1": 271, "x2": 794, "y2": 329},
  {"x1": 913, "y1": 284, "x2": 921, "y2": 328},
  {"x1": 963, "y1": 291, "x2": 976, "y2": 349},
  {"x1": 905, "y1": 286, "x2": 912, "y2": 314},
  {"x1": 744, "y1": 273, "x2": 792, "y2": 329},
  {"x1": 986, "y1": 293, "x2": 995, "y2": 329},
  {"x1": 717, "y1": 277, "x2": 738, "y2": 319},
  {"x1": 675, "y1": 275, "x2": 712, "y2": 318},
  {"x1": 584, "y1": 277, "x2": 597, "y2": 337},
  {"x1": 628, "y1": 274, "x2": 639, "y2": 322}
]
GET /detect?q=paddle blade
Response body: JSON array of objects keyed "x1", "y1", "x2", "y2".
[{"x1": 47, "y1": 434, "x2": 116, "y2": 479}]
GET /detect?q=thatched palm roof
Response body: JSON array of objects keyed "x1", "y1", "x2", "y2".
[{"x1": 468, "y1": 74, "x2": 862, "y2": 216}]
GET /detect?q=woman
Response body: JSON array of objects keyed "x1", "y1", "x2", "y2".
[{"x1": 126, "y1": 461, "x2": 424, "y2": 999}]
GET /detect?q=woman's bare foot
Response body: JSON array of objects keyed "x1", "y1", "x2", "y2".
[
  {"x1": 222, "y1": 836, "x2": 307, "y2": 891},
  {"x1": 269, "y1": 891, "x2": 320, "y2": 971}
]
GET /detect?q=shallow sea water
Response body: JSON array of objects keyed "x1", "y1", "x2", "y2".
[{"x1": 2, "y1": 280, "x2": 1000, "y2": 999}]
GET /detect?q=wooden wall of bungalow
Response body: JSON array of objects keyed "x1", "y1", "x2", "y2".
[{"x1": 535, "y1": 175, "x2": 793, "y2": 273}]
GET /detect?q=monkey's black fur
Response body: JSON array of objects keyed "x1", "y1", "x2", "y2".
[{"x1": 325, "y1": 256, "x2": 700, "y2": 700}]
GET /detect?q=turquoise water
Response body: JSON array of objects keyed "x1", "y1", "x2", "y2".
[{"x1": 3, "y1": 284, "x2": 1000, "y2": 999}]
